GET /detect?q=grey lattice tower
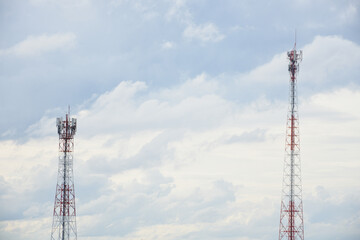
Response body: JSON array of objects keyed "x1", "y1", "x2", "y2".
[
  {"x1": 51, "y1": 112, "x2": 77, "y2": 240},
  {"x1": 278, "y1": 44, "x2": 304, "y2": 240}
]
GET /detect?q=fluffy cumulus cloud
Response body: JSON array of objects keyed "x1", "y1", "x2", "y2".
[{"x1": 0, "y1": 35, "x2": 360, "y2": 240}]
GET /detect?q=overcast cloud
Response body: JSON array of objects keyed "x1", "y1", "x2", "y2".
[{"x1": 0, "y1": 0, "x2": 359, "y2": 239}]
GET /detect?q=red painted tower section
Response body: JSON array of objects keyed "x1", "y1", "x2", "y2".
[
  {"x1": 51, "y1": 111, "x2": 77, "y2": 240},
  {"x1": 279, "y1": 44, "x2": 304, "y2": 240}
]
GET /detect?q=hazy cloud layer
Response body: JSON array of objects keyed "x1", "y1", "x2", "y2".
[
  {"x1": 1, "y1": 34, "x2": 360, "y2": 239},
  {"x1": 1, "y1": 0, "x2": 359, "y2": 137},
  {"x1": 0, "y1": 0, "x2": 360, "y2": 239}
]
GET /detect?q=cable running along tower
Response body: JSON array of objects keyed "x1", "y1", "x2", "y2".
[
  {"x1": 51, "y1": 111, "x2": 77, "y2": 240},
  {"x1": 279, "y1": 43, "x2": 304, "y2": 240}
]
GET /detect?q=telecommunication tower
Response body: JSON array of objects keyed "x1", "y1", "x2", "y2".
[
  {"x1": 51, "y1": 111, "x2": 77, "y2": 240},
  {"x1": 278, "y1": 43, "x2": 304, "y2": 240}
]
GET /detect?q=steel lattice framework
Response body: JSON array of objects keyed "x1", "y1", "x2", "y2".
[
  {"x1": 279, "y1": 45, "x2": 304, "y2": 240},
  {"x1": 51, "y1": 112, "x2": 77, "y2": 240}
]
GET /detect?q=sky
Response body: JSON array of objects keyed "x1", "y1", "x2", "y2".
[{"x1": 0, "y1": 0, "x2": 360, "y2": 239}]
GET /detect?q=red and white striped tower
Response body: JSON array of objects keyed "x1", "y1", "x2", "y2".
[
  {"x1": 279, "y1": 43, "x2": 304, "y2": 240},
  {"x1": 51, "y1": 111, "x2": 77, "y2": 240}
]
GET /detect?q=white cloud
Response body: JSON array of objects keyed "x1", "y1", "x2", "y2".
[
  {"x1": 236, "y1": 52, "x2": 288, "y2": 84},
  {"x1": 303, "y1": 88, "x2": 360, "y2": 118},
  {"x1": 302, "y1": 35, "x2": 360, "y2": 84},
  {"x1": 74, "y1": 76, "x2": 231, "y2": 137},
  {"x1": 155, "y1": 73, "x2": 219, "y2": 101},
  {"x1": 0, "y1": 33, "x2": 77, "y2": 57},
  {"x1": 338, "y1": 3, "x2": 358, "y2": 25},
  {"x1": 2, "y1": 83, "x2": 359, "y2": 239},
  {"x1": 183, "y1": 23, "x2": 225, "y2": 42},
  {"x1": 165, "y1": 0, "x2": 191, "y2": 24},
  {"x1": 30, "y1": 0, "x2": 90, "y2": 7},
  {"x1": 165, "y1": 1, "x2": 225, "y2": 43},
  {"x1": 236, "y1": 35, "x2": 360, "y2": 85},
  {"x1": 162, "y1": 41, "x2": 175, "y2": 49},
  {"x1": 1, "y1": 35, "x2": 360, "y2": 240},
  {"x1": 109, "y1": 0, "x2": 159, "y2": 19}
]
